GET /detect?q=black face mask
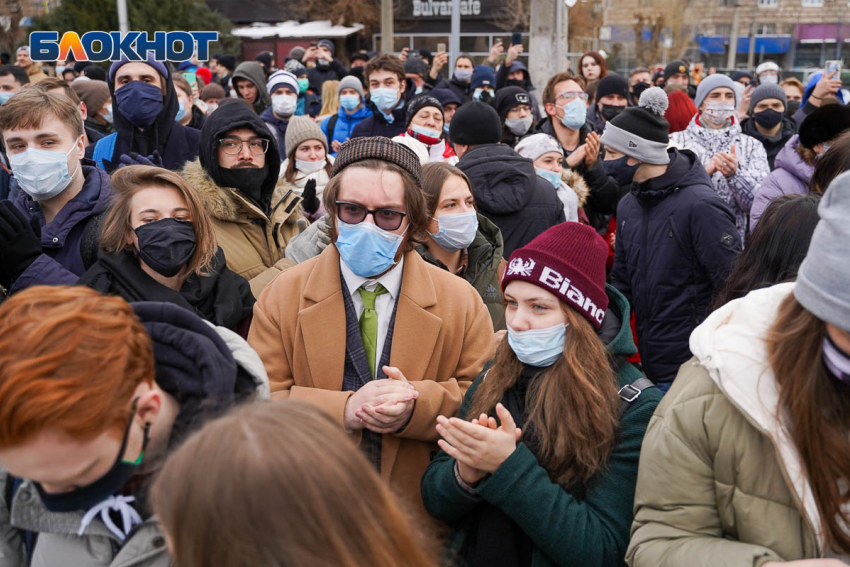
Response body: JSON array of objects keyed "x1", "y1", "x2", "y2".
[
  {"x1": 603, "y1": 155, "x2": 641, "y2": 186},
  {"x1": 632, "y1": 81, "x2": 651, "y2": 101},
  {"x1": 35, "y1": 400, "x2": 151, "y2": 513},
  {"x1": 218, "y1": 166, "x2": 268, "y2": 207},
  {"x1": 786, "y1": 99, "x2": 801, "y2": 117},
  {"x1": 754, "y1": 108, "x2": 783, "y2": 129},
  {"x1": 135, "y1": 218, "x2": 197, "y2": 278},
  {"x1": 506, "y1": 79, "x2": 525, "y2": 88},
  {"x1": 600, "y1": 104, "x2": 626, "y2": 121}
]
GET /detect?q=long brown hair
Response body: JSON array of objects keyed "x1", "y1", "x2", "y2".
[
  {"x1": 100, "y1": 165, "x2": 217, "y2": 276},
  {"x1": 421, "y1": 161, "x2": 475, "y2": 217},
  {"x1": 468, "y1": 303, "x2": 620, "y2": 489},
  {"x1": 768, "y1": 293, "x2": 850, "y2": 554},
  {"x1": 152, "y1": 401, "x2": 440, "y2": 567}
]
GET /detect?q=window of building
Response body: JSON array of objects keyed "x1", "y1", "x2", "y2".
[
  {"x1": 718, "y1": 0, "x2": 736, "y2": 6},
  {"x1": 758, "y1": 0, "x2": 778, "y2": 7},
  {"x1": 802, "y1": 0, "x2": 823, "y2": 7},
  {"x1": 755, "y1": 23, "x2": 777, "y2": 34},
  {"x1": 715, "y1": 24, "x2": 733, "y2": 36}
]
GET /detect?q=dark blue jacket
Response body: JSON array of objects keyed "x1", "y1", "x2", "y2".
[
  {"x1": 350, "y1": 100, "x2": 407, "y2": 139},
  {"x1": 458, "y1": 143, "x2": 565, "y2": 258},
  {"x1": 11, "y1": 163, "x2": 112, "y2": 292},
  {"x1": 260, "y1": 107, "x2": 288, "y2": 161},
  {"x1": 610, "y1": 149, "x2": 741, "y2": 385},
  {"x1": 321, "y1": 104, "x2": 373, "y2": 156}
]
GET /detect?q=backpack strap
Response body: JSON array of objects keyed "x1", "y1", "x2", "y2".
[
  {"x1": 326, "y1": 114, "x2": 339, "y2": 145},
  {"x1": 92, "y1": 132, "x2": 117, "y2": 170},
  {"x1": 619, "y1": 377, "x2": 656, "y2": 413}
]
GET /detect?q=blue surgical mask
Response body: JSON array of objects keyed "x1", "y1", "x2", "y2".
[
  {"x1": 175, "y1": 102, "x2": 186, "y2": 122},
  {"x1": 339, "y1": 94, "x2": 360, "y2": 111},
  {"x1": 430, "y1": 211, "x2": 478, "y2": 252},
  {"x1": 536, "y1": 167, "x2": 562, "y2": 189},
  {"x1": 415, "y1": 85, "x2": 424, "y2": 95},
  {"x1": 443, "y1": 123, "x2": 450, "y2": 135},
  {"x1": 0, "y1": 91, "x2": 14, "y2": 105},
  {"x1": 558, "y1": 97, "x2": 587, "y2": 130},
  {"x1": 336, "y1": 220, "x2": 405, "y2": 278},
  {"x1": 102, "y1": 103, "x2": 114, "y2": 125},
  {"x1": 370, "y1": 88, "x2": 400, "y2": 112},
  {"x1": 507, "y1": 322, "x2": 568, "y2": 367},
  {"x1": 10, "y1": 138, "x2": 81, "y2": 201},
  {"x1": 115, "y1": 81, "x2": 164, "y2": 128}
]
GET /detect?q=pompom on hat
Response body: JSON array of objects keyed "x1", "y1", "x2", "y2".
[{"x1": 600, "y1": 86, "x2": 671, "y2": 165}]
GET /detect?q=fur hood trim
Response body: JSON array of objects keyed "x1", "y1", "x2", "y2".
[{"x1": 562, "y1": 169, "x2": 590, "y2": 207}]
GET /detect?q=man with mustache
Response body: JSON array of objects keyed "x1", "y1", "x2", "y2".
[{"x1": 181, "y1": 99, "x2": 305, "y2": 298}]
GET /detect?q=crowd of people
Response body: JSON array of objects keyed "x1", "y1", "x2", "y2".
[{"x1": 0, "y1": 38, "x2": 849, "y2": 567}]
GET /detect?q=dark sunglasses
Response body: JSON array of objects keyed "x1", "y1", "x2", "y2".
[{"x1": 335, "y1": 201, "x2": 407, "y2": 231}]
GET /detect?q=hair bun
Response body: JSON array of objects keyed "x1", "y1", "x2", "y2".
[{"x1": 639, "y1": 87, "x2": 669, "y2": 117}]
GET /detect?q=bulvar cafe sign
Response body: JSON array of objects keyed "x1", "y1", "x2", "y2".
[{"x1": 411, "y1": 0, "x2": 482, "y2": 17}]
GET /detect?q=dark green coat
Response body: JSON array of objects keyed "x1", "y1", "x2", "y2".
[
  {"x1": 420, "y1": 285, "x2": 662, "y2": 567},
  {"x1": 417, "y1": 214, "x2": 506, "y2": 331}
]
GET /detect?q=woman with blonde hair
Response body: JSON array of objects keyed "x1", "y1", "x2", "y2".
[
  {"x1": 78, "y1": 164, "x2": 254, "y2": 332},
  {"x1": 152, "y1": 400, "x2": 440, "y2": 567},
  {"x1": 317, "y1": 79, "x2": 340, "y2": 122}
]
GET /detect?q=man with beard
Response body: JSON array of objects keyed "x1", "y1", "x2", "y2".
[
  {"x1": 86, "y1": 52, "x2": 200, "y2": 172},
  {"x1": 181, "y1": 100, "x2": 305, "y2": 298}
]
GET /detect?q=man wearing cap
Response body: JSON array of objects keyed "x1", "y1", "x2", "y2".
[
  {"x1": 470, "y1": 65, "x2": 497, "y2": 103},
  {"x1": 14, "y1": 46, "x2": 46, "y2": 84},
  {"x1": 248, "y1": 136, "x2": 495, "y2": 512},
  {"x1": 181, "y1": 101, "x2": 304, "y2": 298},
  {"x1": 70, "y1": 79, "x2": 113, "y2": 139},
  {"x1": 217, "y1": 55, "x2": 236, "y2": 91},
  {"x1": 586, "y1": 73, "x2": 630, "y2": 134},
  {"x1": 85, "y1": 52, "x2": 201, "y2": 172},
  {"x1": 495, "y1": 45, "x2": 542, "y2": 121},
  {"x1": 321, "y1": 75, "x2": 372, "y2": 156},
  {"x1": 672, "y1": 73, "x2": 770, "y2": 240},
  {"x1": 755, "y1": 61, "x2": 780, "y2": 86},
  {"x1": 254, "y1": 51, "x2": 276, "y2": 79},
  {"x1": 305, "y1": 39, "x2": 348, "y2": 94},
  {"x1": 260, "y1": 70, "x2": 300, "y2": 160},
  {"x1": 428, "y1": 87, "x2": 463, "y2": 143},
  {"x1": 404, "y1": 57, "x2": 432, "y2": 96},
  {"x1": 663, "y1": 60, "x2": 690, "y2": 90},
  {"x1": 602, "y1": 87, "x2": 740, "y2": 390},
  {"x1": 741, "y1": 83, "x2": 796, "y2": 170},
  {"x1": 454, "y1": 101, "x2": 564, "y2": 256},
  {"x1": 493, "y1": 86, "x2": 534, "y2": 146}
]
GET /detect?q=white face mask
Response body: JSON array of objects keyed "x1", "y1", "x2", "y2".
[
  {"x1": 101, "y1": 103, "x2": 113, "y2": 125},
  {"x1": 10, "y1": 138, "x2": 81, "y2": 201},
  {"x1": 272, "y1": 94, "x2": 297, "y2": 117},
  {"x1": 205, "y1": 102, "x2": 218, "y2": 115},
  {"x1": 702, "y1": 101, "x2": 736, "y2": 127},
  {"x1": 759, "y1": 74, "x2": 779, "y2": 85},
  {"x1": 295, "y1": 158, "x2": 326, "y2": 174}
]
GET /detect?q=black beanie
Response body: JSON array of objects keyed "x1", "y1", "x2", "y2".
[
  {"x1": 494, "y1": 86, "x2": 530, "y2": 120},
  {"x1": 799, "y1": 104, "x2": 850, "y2": 149},
  {"x1": 450, "y1": 101, "x2": 502, "y2": 146},
  {"x1": 595, "y1": 74, "x2": 629, "y2": 101},
  {"x1": 663, "y1": 60, "x2": 688, "y2": 81},
  {"x1": 406, "y1": 95, "x2": 444, "y2": 126}
]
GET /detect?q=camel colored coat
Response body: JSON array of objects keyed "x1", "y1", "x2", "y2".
[{"x1": 248, "y1": 246, "x2": 495, "y2": 510}]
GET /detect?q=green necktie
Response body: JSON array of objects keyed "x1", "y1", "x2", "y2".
[{"x1": 359, "y1": 284, "x2": 388, "y2": 379}]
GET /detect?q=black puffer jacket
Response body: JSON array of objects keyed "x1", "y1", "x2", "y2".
[
  {"x1": 610, "y1": 149, "x2": 741, "y2": 386},
  {"x1": 458, "y1": 143, "x2": 565, "y2": 257}
]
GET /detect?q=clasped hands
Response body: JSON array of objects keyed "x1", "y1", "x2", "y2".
[
  {"x1": 343, "y1": 366, "x2": 418, "y2": 434},
  {"x1": 436, "y1": 403, "x2": 521, "y2": 485},
  {"x1": 705, "y1": 144, "x2": 738, "y2": 178}
]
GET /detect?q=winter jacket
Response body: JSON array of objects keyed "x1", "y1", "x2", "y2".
[
  {"x1": 740, "y1": 115, "x2": 796, "y2": 170},
  {"x1": 535, "y1": 117, "x2": 627, "y2": 233},
  {"x1": 391, "y1": 132, "x2": 458, "y2": 165},
  {"x1": 457, "y1": 143, "x2": 565, "y2": 258},
  {"x1": 186, "y1": 104, "x2": 206, "y2": 130},
  {"x1": 279, "y1": 156, "x2": 335, "y2": 222},
  {"x1": 10, "y1": 163, "x2": 112, "y2": 293},
  {"x1": 306, "y1": 59, "x2": 348, "y2": 94},
  {"x1": 610, "y1": 149, "x2": 740, "y2": 386},
  {"x1": 321, "y1": 104, "x2": 373, "y2": 156},
  {"x1": 627, "y1": 283, "x2": 826, "y2": 566},
  {"x1": 296, "y1": 91, "x2": 322, "y2": 119},
  {"x1": 495, "y1": 61, "x2": 542, "y2": 121},
  {"x1": 439, "y1": 74, "x2": 472, "y2": 102},
  {"x1": 416, "y1": 213, "x2": 506, "y2": 330},
  {"x1": 232, "y1": 61, "x2": 271, "y2": 115},
  {"x1": 84, "y1": 64, "x2": 200, "y2": 173},
  {"x1": 422, "y1": 285, "x2": 663, "y2": 567},
  {"x1": 247, "y1": 246, "x2": 495, "y2": 515},
  {"x1": 351, "y1": 100, "x2": 408, "y2": 139},
  {"x1": 749, "y1": 134, "x2": 813, "y2": 231},
  {"x1": 558, "y1": 169, "x2": 589, "y2": 223},
  {"x1": 0, "y1": 301, "x2": 269, "y2": 567},
  {"x1": 260, "y1": 106, "x2": 290, "y2": 161},
  {"x1": 671, "y1": 115, "x2": 770, "y2": 241}
]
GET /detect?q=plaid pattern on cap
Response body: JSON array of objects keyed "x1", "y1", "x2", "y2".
[{"x1": 331, "y1": 137, "x2": 422, "y2": 186}]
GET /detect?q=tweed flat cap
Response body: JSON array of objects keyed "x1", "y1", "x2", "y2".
[{"x1": 331, "y1": 137, "x2": 422, "y2": 185}]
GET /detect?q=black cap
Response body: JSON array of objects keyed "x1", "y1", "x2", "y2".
[
  {"x1": 493, "y1": 86, "x2": 530, "y2": 120},
  {"x1": 406, "y1": 95, "x2": 444, "y2": 126},
  {"x1": 450, "y1": 101, "x2": 502, "y2": 146},
  {"x1": 799, "y1": 105, "x2": 850, "y2": 149},
  {"x1": 663, "y1": 60, "x2": 688, "y2": 81},
  {"x1": 595, "y1": 74, "x2": 630, "y2": 101},
  {"x1": 351, "y1": 51, "x2": 369, "y2": 63}
]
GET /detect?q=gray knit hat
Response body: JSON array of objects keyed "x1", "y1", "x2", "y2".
[
  {"x1": 748, "y1": 83, "x2": 787, "y2": 114},
  {"x1": 795, "y1": 170, "x2": 850, "y2": 332},
  {"x1": 695, "y1": 73, "x2": 738, "y2": 109},
  {"x1": 338, "y1": 75, "x2": 364, "y2": 98},
  {"x1": 284, "y1": 115, "x2": 328, "y2": 158},
  {"x1": 515, "y1": 133, "x2": 563, "y2": 162},
  {"x1": 601, "y1": 87, "x2": 670, "y2": 165}
]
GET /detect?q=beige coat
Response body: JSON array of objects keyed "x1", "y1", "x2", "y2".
[
  {"x1": 627, "y1": 283, "x2": 827, "y2": 567},
  {"x1": 182, "y1": 159, "x2": 304, "y2": 298},
  {"x1": 247, "y1": 246, "x2": 495, "y2": 512}
]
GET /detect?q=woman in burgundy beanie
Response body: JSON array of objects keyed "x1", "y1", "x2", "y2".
[
  {"x1": 422, "y1": 222, "x2": 662, "y2": 567},
  {"x1": 665, "y1": 90, "x2": 697, "y2": 134}
]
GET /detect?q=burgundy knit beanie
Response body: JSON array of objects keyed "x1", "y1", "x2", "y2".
[{"x1": 501, "y1": 223, "x2": 610, "y2": 329}]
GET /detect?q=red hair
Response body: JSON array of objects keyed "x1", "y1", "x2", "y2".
[
  {"x1": 0, "y1": 286, "x2": 155, "y2": 448},
  {"x1": 666, "y1": 90, "x2": 697, "y2": 133}
]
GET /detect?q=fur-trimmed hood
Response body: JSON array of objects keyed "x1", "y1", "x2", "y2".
[
  {"x1": 562, "y1": 168, "x2": 590, "y2": 207},
  {"x1": 182, "y1": 158, "x2": 302, "y2": 223}
]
